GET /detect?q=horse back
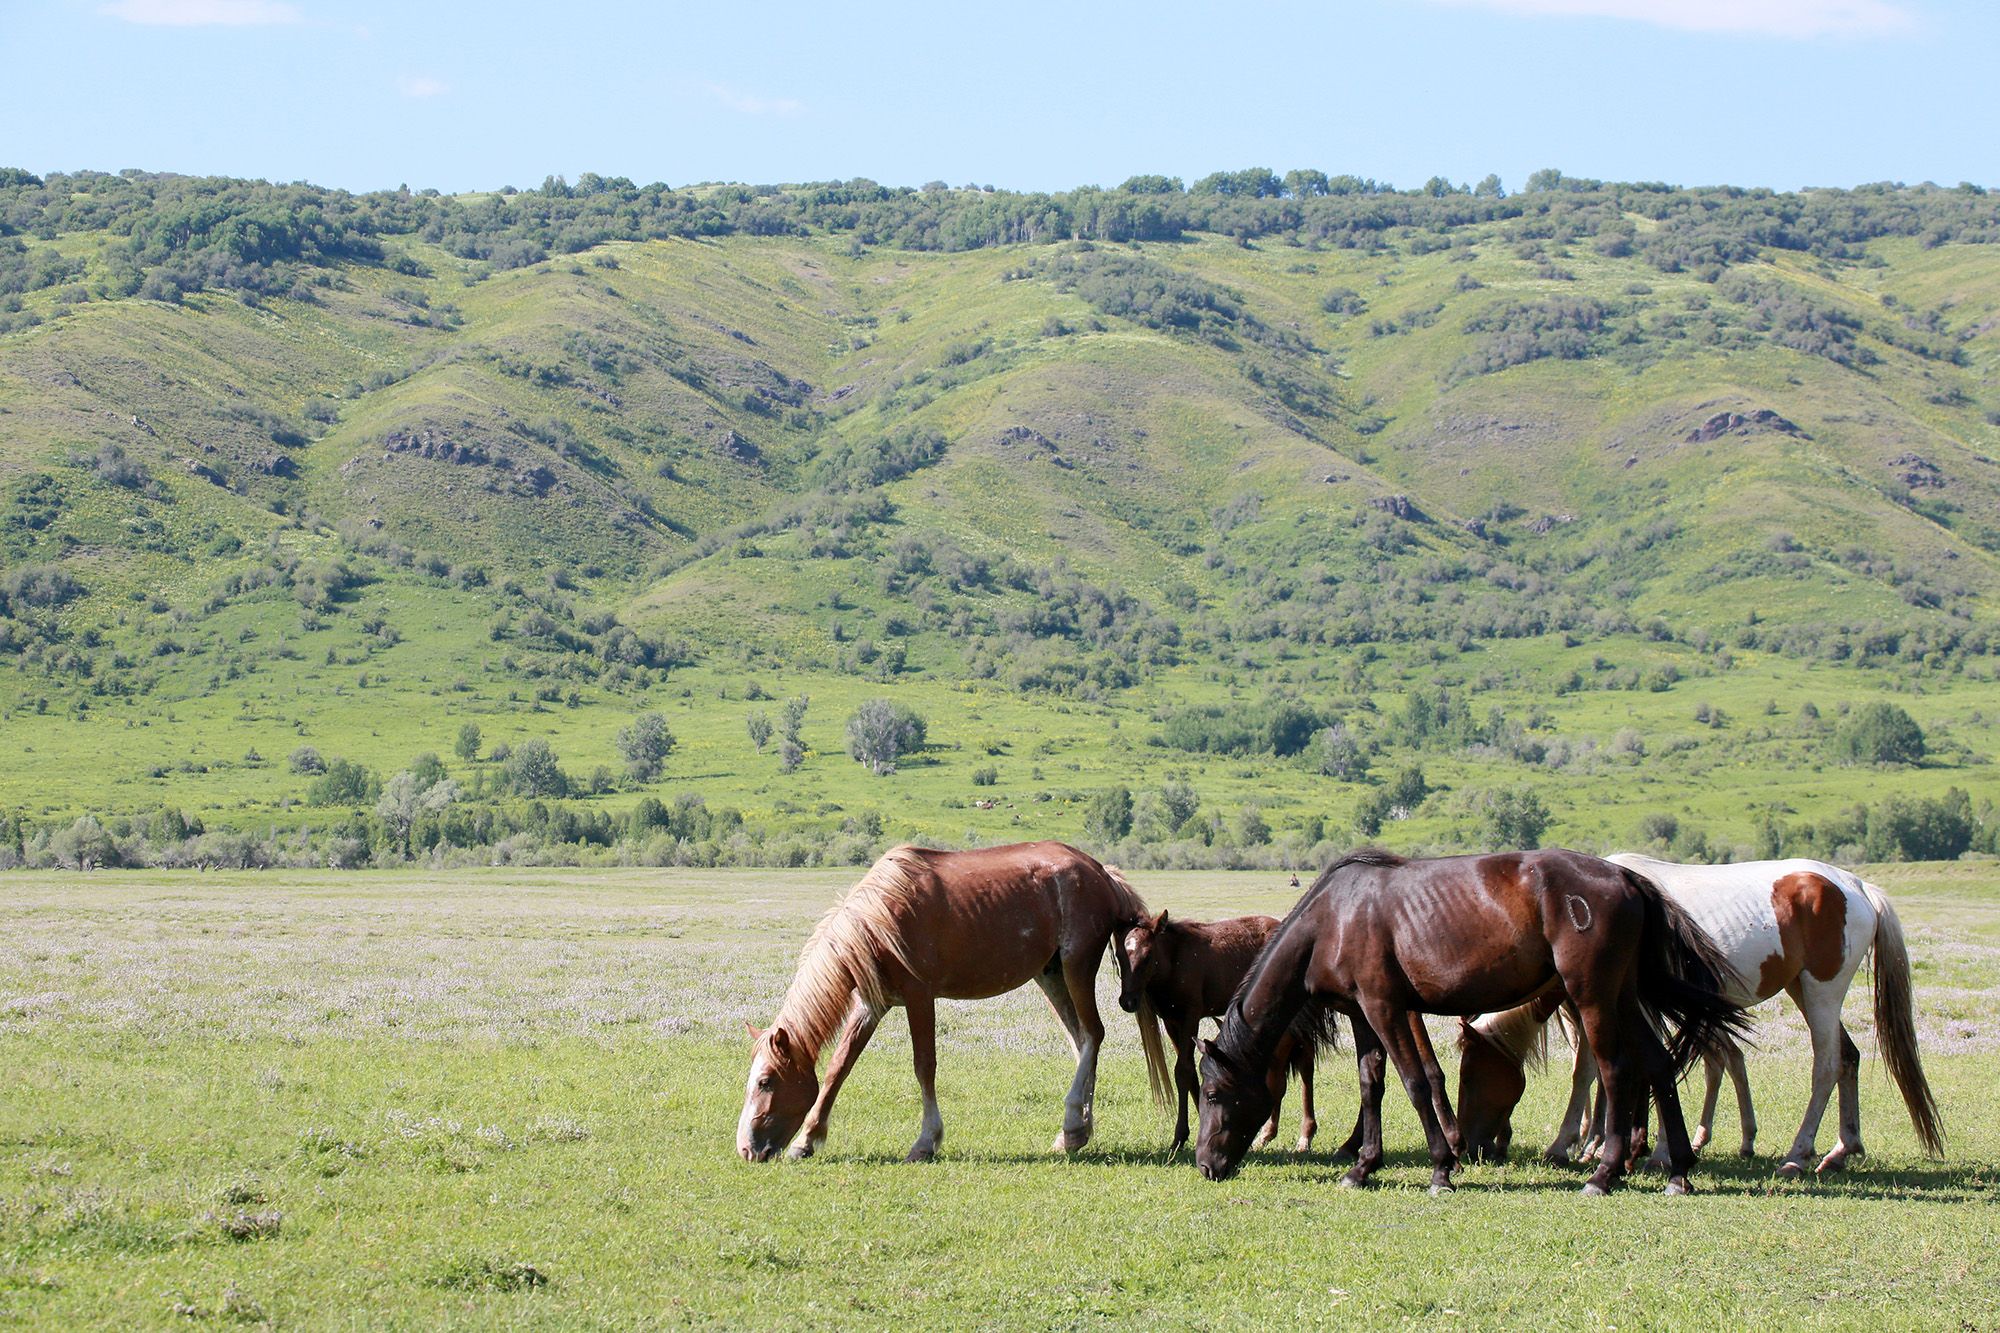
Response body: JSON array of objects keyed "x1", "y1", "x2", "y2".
[
  {"x1": 880, "y1": 841, "x2": 1126, "y2": 999},
  {"x1": 1168, "y1": 915, "x2": 1282, "y2": 1018},
  {"x1": 1605, "y1": 853, "x2": 1874, "y2": 1002}
]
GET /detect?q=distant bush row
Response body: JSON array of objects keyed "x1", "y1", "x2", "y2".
[{"x1": 3, "y1": 168, "x2": 1995, "y2": 305}]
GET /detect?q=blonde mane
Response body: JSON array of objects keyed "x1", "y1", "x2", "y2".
[
  {"x1": 1466, "y1": 1000, "x2": 1553, "y2": 1071},
  {"x1": 774, "y1": 846, "x2": 927, "y2": 1061}
]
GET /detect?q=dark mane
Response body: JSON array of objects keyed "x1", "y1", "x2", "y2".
[{"x1": 1309, "y1": 846, "x2": 1406, "y2": 892}]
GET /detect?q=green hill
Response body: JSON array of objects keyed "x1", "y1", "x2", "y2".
[{"x1": 2, "y1": 168, "x2": 1998, "y2": 869}]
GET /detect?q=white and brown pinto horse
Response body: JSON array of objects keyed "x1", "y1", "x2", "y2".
[
  {"x1": 1457, "y1": 855, "x2": 1943, "y2": 1177},
  {"x1": 737, "y1": 842, "x2": 1170, "y2": 1163}
]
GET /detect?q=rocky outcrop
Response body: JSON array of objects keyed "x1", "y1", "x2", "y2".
[
  {"x1": 1890, "y1": 452, "x2": 1946, "y2": 488},
  {"x1": 1369, "y1": 494, "x2": 1423, "y2": 521},
  {"x1": 384, "y1": 426, "x2": 490, "y2": 467},
  {"x1": 1685, "y1": 409, "x2": 1802, "y2": 443}
]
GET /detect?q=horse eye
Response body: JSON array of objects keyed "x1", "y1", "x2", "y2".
[{"x1": 757, "y1": 1076, "x2": 775, "y2": 1090}]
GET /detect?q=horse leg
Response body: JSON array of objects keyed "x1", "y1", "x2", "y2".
[
  {"x1": 1546, "y1": 1036, "x2": 1597, "y2": 1165},
  {"x1": 1818, "y1": 1025, "x2": 1865, "y2": 1173},
  {"x1": 1292, "y1": 1042, "x2": 1318, "y2": 1154},
  {"x1": 1728, "y1": 1042, "x2": 1758, "y2": 1158},
  {"x1": 1633, "y1": 1011, "x2": 1699, "y2": 1194},
  {"x1": 1364, "y1": 1000, "x2": 1457, "y2": 1194},
  {"x1": 1339, "y1": 1018, "x2": 1387, "y2": 1187},
  {"x1": 1168, "y1": 1017, "x2": 1198, "y2": 1153},
  {"x1": 788, "y1": 992, "x2": 882, "y2": 1160},
  {"x1": 1689, "y1": 1050, "x2": 1724, "y2": 1153},
  {"x1": 1407, "y1": 1013, "x2": 1462, "y2": 1156},
  {"x1": 1255, "y1": 1031, "x2": 1294, "y2": 1150},
  {"x1": 1052, "y1": 950, "x2": 1105, "y2": 1154},
  {"x1": 1576, "y1": 1003, "x2": 1632, "y2": 1196},
  {"x1": 905, "y1": 990, "x2": 944, "y2": 1163},
  {"x1": 1778, "y1": 980, "x2": 1843, "y2": 1179},
  {"x1": 1033, "y1": 959, "x2": 1083, "y2": 1058},
  {"x1": 1581, "y1": 1077, "x2": 1607, "y2": 1163}
]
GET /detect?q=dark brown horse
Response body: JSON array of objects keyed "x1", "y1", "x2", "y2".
[
  {"x1": 1195, "y1": 849, "x2": 1749, "y2": 1195},
  {"x1": 1113, "y1": 909, "x2": 1354, "y2": 1155},
  {"x1": 738, "y1": 842, "x2": 1171, "y2": 1163}
]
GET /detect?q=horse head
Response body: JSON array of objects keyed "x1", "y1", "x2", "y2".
[
  {"x1": 1454, "y1": 1019, "x2": 1526, "y2": 1163},
  {"x1": 737, "y1": 1022, "x2": 819, "y2": 1161},
  {"x1": 1114, "y1": 909, "x2": 1169, "y2": 1014},
  {"x1": 1194, "y1": 1033, "x2": 1273, "y2": 1181}
]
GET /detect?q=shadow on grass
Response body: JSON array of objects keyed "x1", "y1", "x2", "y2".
[{"x1": 767, "y1": 1144, "x2": 1996, "y2": 1198}]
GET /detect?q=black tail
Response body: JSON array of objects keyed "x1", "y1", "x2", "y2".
[{"x1": 1625, "y1": 867, "x2": 1754, "y2": 1073}]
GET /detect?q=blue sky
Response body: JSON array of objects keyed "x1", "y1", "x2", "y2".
[{"x1": 3, "y1": 0, "x2": 1994, "y2": 194}]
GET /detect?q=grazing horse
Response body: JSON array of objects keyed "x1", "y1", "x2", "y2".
[
  {"x1": 1457, "y1": 855, "x2": 1943, "y2": 1177},
  {"x1": 1113, "y1": 909, "x2": 1351, "y2": 1155},
  {"x1": 1195, "y1": 849, "x2": 1748, "y2": 1195},
  {"x1": 737, "y1": 842, "x2": 1171, "y2": 1163}
]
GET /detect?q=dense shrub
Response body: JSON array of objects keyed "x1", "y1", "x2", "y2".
[{"x1": 1832, "y1": 702, "x2": 1926, "y2": 766}]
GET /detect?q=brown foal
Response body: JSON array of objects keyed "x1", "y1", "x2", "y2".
[{"x1": 1114, "y1": 910, "x2": 1354, "y2": 1155}]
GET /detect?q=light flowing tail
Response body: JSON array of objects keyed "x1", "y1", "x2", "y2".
[
  {"x1": 1134, "y1": 995, "x2": 1173, "y2": 1108},
  {"x1": 1103, "y1": 863, "x2": 1173, "y2": 1107},
  {"x1": 1861, "y1": 882, "x2": 1944, "y2": 1157}
]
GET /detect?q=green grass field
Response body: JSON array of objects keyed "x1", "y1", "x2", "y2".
[{"x1": 4, "y1": 864, "x2": 1996, "y2": 1328}]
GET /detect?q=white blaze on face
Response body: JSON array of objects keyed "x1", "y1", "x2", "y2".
[{"x1": 737, "y1": 1050, "x2": 770, "y2": 1155}]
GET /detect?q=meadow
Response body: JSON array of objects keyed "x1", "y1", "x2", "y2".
[{"x1": 3, "y1": 863, "x2": 1996, "y2": 1328}]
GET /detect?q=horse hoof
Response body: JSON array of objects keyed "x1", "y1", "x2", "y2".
[
  {"x1": 785, "y1": 1144, "x2": 813, "y2": 1162},
  {"x1": 1429, "y1": 1182, "x2": 1454, "y2": 1197},
  {"x1": 1739, "y1": 1145, "x2": 1757, "y2": 1160},
  {"x1": 1338, "y1": 1169, "x2": 1369, "y2": 1189},
  {"x1": 1775, "y1": 1160, "x2": 1805, "y2": 1180},
  {"x1": 1580, "y1": 1181, "x2": 1610, "y2": 1197},
  {"x1": 1690, "y1": 1127, "x2": 1710, "y2": 1152},
  {"x1": 1293, "y1": 1138, "x2": 1313, "y2": 1155},
  {"x1": 1816, "y1": 1152, "x2": 1848, "y2": 1174},
  {"x1": 1664, "y1": 1177, "x2": 1691, "y2": 1197},
  {"x1": 905, "y1": 1146, "x2": 935, "y2": 1164},
  {"x1": 1052, "y1": 1132, "x2": 1088, "y2": 1155}
]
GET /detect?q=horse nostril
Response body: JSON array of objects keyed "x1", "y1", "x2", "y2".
[{"x1": 1119, "y1": 997, "x2": 1137, "y2": 1013}]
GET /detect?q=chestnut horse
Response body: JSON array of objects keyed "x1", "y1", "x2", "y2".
[
  {"x1": 1456, "y1": 855, "x2": 1943, "y2": 1177},
  {"x1": 1113, "y1": 909, "x2": 1350, "y2": 1155},
  {"x1": 1195, "y1": 849, "x2": 1748, "y2": 1195},
  {"x1": 738, "y1": 842, "x2": 1171, "y2": 1163}
]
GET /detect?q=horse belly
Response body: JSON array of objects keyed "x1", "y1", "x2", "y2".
[
  {"x1": 922, "y1": 914, "x2": 1063, "y2": 1000},
  {"x1": 1405, "y1": 955, "x2": 1554, "y2": 1014}
]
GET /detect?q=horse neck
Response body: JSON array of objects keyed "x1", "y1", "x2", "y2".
[
  {"x1": 1216, "y1": 911, "x2": 1315, "y2": 1069},
  {"x1": 773, "y1": 906, "x2": 895, "y2": 1065},
  {"x1": 1151, "y1": 921, "x2": 1204, "y2": 1013}
]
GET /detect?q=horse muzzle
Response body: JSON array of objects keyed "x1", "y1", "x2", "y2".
[{"x1": 1118, "y1": 995, "x2": 1138, "y2": 1013}]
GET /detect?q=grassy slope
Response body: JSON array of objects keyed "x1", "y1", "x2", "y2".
[
  {"x1": 1, "y1": 866, "x2": 1994, "y2": 1328},
  {"x1": 2, "y1": 218, "x2": 1999, "y2": 850}
]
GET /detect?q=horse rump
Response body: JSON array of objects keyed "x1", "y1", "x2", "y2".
[{"x1": 1623, "y1": 866, "x2": 1755, "y2": 1071}]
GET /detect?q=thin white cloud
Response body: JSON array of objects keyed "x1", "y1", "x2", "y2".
[
  {"x1": 1428, "y1": 0, "x2": 1915, "y2": 38},
  {"x1": 698, "y1": 82, "x2": 804, "y2": 117},
  {"x1": 102, "y1": 0, "x2": 303, "y2": 25},
  {"x1": 397, "y1": 75, "x2": 449, "y2": 99}
]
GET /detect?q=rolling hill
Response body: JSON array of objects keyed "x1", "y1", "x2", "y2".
[{"x1": 2, "y1": 168, "x2": 1997, "y2": 869}]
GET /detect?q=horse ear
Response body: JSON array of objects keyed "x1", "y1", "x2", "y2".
[
  {"x1": 1197, "y1": 1036, "x2": 1215, "y2": 1059},
  {"x1": 767, "y1": 1026, "x2": 792, "y2": 1057},
  {"x1": 744, "y1": 1021, "x2": 763, "y2": 1042},
  {"x1": 1154, "y1": 908, "x2": 1169, "y2": 929}
]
